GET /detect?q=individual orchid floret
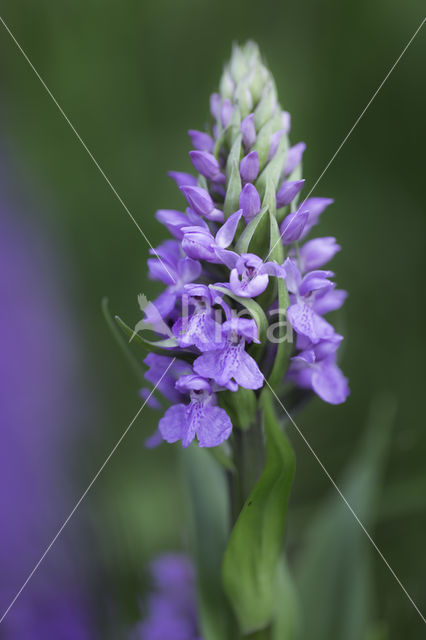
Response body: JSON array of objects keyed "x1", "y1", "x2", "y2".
[
  {"x1": 180, "y1": 185, "x2": 224, "y2": 222},
  {"x1": 189, "y1": 151, "x2": 225, "y2": 183},
  {"x1": 284, "y1": 258, "x2": 337, "y2": 344},
  {"x1": 168, "y1": 171, "x2": 198, "y2": 187},
  {"x1": 217, "y1": 251, "x2": 286, "y2": 298},
  {"x1": 188, "y1": 129, "x2": 214, "y2": 152},
  {"x1": 299, "y1": 197, "x2": 334, "y2": 238},
  {"x1": 241, "y1": 113, "x2": 256, "y2": 150},
  {"x1": 238, "y1": 183, "x2": 261, "y2": 222},
  {"x1": 159, "y1": 375, "x2": 233, "y2": 448},
  {"x1": 181, "y1": 209, "x2": 243, "y2": 262},
  {"x1": 284, "y1": 141, "x2": 306, "y2": 175},
  {"x1": 288, "y1": 339, "x2": 349, "y2": 405},
  {"x1": 298, "y1": 236, "x2": 341, "y2": 272},
  {"x1": 172, "y1": 284, "x2": 222, "y2": 352},
  {"x1": 240, "y1": 151, "x2": 259, "y2": 183},
  {"x1": 193, "y1": 318, "x2": 263, "y2": 390},
  {"x1": 280, "y1": 206, "x2": 309, "y2": 244},
  {"x1": 276, "y1": 179, "x2": 305, "y2": 208}
]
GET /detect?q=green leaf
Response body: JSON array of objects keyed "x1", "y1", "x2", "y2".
[
  {"x1": 256, "y1": 133, "x2": 288, "y2": 202},
  {"x1": 224, "y1": 133, "x2": 242, "y2": 217},
  {"x1": 235, "y1": 206, "x2": 268, "y2": 254},
  {"x1": 222, "y1": 389, "x2": 295, "y2": 634},
  {"x1": 114, "y1": 314, "x2": 193, "y2": 362},
  {"x1": 272, "y1": 557, "x2": 301, "y2": 640},
  {"x1": 182, "y1": 445, "x2": 236, "y2": 640},
  {"x1": 210, "y1": 285, "x2": 268, "y2": 343},
  {"x1": 296, "y1": 394, "x2": 396, "y2": 640},
  {"x1": 268, "y1": 208, "x2": 284, "y2": 264},
  {"x1": 252, "y1": 112, "x2": 282, "y2": 170},
  {"x1": 254, "y1": 81, "x2": 278, "y2": 130},
  {"x1": 224, "y1": 160, "x2": 242, "y2": 218}
]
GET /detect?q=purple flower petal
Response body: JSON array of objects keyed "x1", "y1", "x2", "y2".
[
  {"x1": 241, "y1": 113, "x2": 256, "y2": 149},
  {"x1": 144, "y1": 429, "x2": 164, "y2": 449},
  {"x1": 210, "y1": 92, "x2": 221, "y2": 119},
  {"x1": 147, "y1": 257, "x2": 176, "y2": 285},
  {"x1": 168, "y1": 171, "x2": 198, "y2": 187},
  {"x1": 177, "y1": 257, "x2": 202, "y2": 284},
  {"x1": 196, "y1": 405, "x2": 233, "y2": 447},
  {"x1": 239, "y1": 183, "x2": 261, "y2": 222},
  {"x1": 159, "y1": 404, "x2": 187, "y2": 443},
  {"x1": 283, "y1": 258, "x2": 302, "y2": 294},
  {"x1": 268, "y1": 129, "x2": 285, "y2": 161},
  {"x1": 188, "y1": 130, "x2": 214, "y2": 152},
  {"x1": 299, "y1": 270, "x2": 334, "y2": 296},
  {"x1": 276, "y1": 179, "x2": 305, "y2": 208},
  {"x1": 180, "y1": 186, "x2": 224, "y2": 222},
  {"x1": 280, "y1": 208, "x2": 309, "y2": 244},
  {"x1": 313, "y1": 288, "x2": 348, "y2": 315},
  {"x1": 181, "y1": 226, "x2": 217, "y2": 262},
  {"x1": 222, "y1": 317, "x2": 260, "y2": 343},
  {"x1": 287, "y1": 303, "x2": 335, "y2": 343},
  {"x1": 240, "y1": 151, "x2": 259, "y2": 183},
  {"x1": 233, "y1": 349, "x2": 264, "y2": 389},
  {"x1": 299, "y1": 237, "x2": 341, "y2": 271},
  {"x1": 189, "y1": 151, "x2": 225, "y2": 183},
  {"x1": 221, "y1": 99, "x2": 233, "y2": 127},
  {"x1": 299, "y1": 198, "x2": 334, "y2": 237},
  {"x1": 215, "y1": 209, "x2": 242, "y2": 248},
  {"x1": 155, "y1": 209, "x2": 190, "y2": 239},
  {"x1": 312, "y1": 361, "x2": 349, "y2": 404},
  {"x1": 214, "y1": 247, "x2": 239, "y2": 269},
  {"x1": 284, "y1": 142, "x2": 306, "y2": 175},
  {"x1": 230, "y1": 268, "x2": 269, "y2": 297}
]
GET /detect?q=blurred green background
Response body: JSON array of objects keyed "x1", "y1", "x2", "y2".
[{"x1": 0, "y1": 1, "x2": 425, "y2": 637}]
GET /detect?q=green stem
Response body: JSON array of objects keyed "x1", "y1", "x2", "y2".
[{"x1": 230, "y1": 415, "x2": 266, "y2": 524}]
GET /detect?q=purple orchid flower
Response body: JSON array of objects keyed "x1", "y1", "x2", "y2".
[
  {"x1": 215, "y1": 250, "x2": 286, "y2": 298},
  {"x1": 137, "y1": 42, "x2": 349, "y2": 449},
  {"x1": 288, "y1": 339, "x2": 349, "y2": 404},
  {"x1": 159, "y1": 375, "x2": 233, "y2": 448},
  {"x1": 284, "y1": 258, "x2": 338, "y2": 344},
  {"x1": 297, "y1": 236, "x2": 341, "y2": 271},
  {"x1": 239, "y1": 183, "x2": 261, "y2": 222},
  {"x1": 240, "y1": 150, "x2": 259, "y2": 183},
  {"x1": 172, "y1": 284, "x2": 222, "y2": 352},
  {"x1": 180, "y1": 185, "x2": 224, "y2": 222},
  {"x1": 181, "y1": 209, "x2": 243, "y2": 262},
  {"x1": 276, "y1": 179, "x2": 305, "y2": 208},
  {"x1": 284, "y1": 141, "x2": 306, "y2": 175},
  {"x1": 193, "y1": 318, "x2": 264, "y2": 390}
]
